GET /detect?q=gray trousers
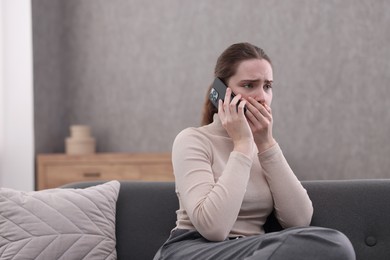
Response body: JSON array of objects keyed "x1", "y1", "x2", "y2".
[{"x1": 154, "y1": 226, "x2": 355, "y2": 260}]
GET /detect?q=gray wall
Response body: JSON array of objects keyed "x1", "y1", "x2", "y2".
[{"x1": 32, "y1": 0, "x2": 390, "y2": 180}]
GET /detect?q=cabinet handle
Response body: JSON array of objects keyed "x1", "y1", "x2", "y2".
[{"x1": 83, "y1": 172, "x2": 101, "y2": 178}]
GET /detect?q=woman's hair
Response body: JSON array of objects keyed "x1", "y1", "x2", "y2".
[{"x1": 201, "y1": 42, "x2": 272, "y2": 125}]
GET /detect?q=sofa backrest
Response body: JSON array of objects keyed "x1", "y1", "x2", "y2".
[
  {"x1": 303, "y1": 179, "x2": 390, "y2": 260},
  {"x1": 115, "y1": 181, "x2": 177, "y2": 260},
  {"x1": 64, "y1": 179, "x2": 390, "y2": 260},
  {"x1": 64, "y1": 181, "x2": 178, "y2": 260}
]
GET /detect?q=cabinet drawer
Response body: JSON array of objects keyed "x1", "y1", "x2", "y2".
[
  {"x1": 44, "y1": 164, "x2": 140, "y2": 188},
  {"x1": 37, "y1": 153, "x2": 174, "y2": 190}
]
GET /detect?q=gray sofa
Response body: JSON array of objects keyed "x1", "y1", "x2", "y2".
[{"x1": 64, "y1": 179, "x2": 390, "y2": 260}]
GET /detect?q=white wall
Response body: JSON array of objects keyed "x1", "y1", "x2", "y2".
[
  {"x1": 0, "y1": 0, "x2": 34, "y2": 191},
  {"x1": 0, "y1": 0, "x2": 3, "y2": 187}
]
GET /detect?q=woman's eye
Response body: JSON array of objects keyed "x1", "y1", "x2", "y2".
[
  {"x1": 264, "y1": 84, "x2": 272, "y2": 90},
  {"x1": 243, "y1": 84, "x2": 253, "y2": 89}
]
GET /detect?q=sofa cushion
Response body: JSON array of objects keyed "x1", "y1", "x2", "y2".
[{"x1": 0, "y1": 180, "x2": 120, "y2": 260}]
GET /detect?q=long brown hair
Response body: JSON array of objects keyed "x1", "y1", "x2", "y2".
[{"x1": 201, "y1": 43, "x2": 272, "y2": 125}]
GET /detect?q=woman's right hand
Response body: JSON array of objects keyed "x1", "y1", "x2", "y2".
[{"x1": 218, "y1": 88, "x2": 253, "y2": 156}]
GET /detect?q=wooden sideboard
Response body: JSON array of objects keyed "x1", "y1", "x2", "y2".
[{"x1": 36, "y1": 153, "x2": 174, "y2": 190}]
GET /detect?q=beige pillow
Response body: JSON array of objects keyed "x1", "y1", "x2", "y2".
[{"x1": 0, "y1": 180, "x2": 120, "y2": 260}]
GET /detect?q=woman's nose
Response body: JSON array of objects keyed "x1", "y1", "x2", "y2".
[{"x1": 254, "y1": 90, "x2": 265, "y2": 103}]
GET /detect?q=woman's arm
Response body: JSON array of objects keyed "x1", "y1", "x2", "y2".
[
  {"x1": 173, "y1": 130, "x2": 252, "y2": 241},
  {"x1": 245, "y1": 96, "x2": 312, "y2": 226},
  {"x1": 259, "y1": 144, "x2": 313, "y2": 228}
]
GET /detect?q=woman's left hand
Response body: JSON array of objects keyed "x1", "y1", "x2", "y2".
[{"x1": 245, "y1": 97, "x2": 276, "y2": 153}]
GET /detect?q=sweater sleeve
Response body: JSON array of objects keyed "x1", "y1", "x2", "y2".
[
  {"x1": 172, "y1": 129, "x2": 252, "y2": 241},
  {"x1": 258, "y1": 143, "x2": 313, "y2": 228}
]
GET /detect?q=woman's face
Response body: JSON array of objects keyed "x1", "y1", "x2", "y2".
[{"x1": 227, "y1": 58, "x2": 273, "y2": 106}]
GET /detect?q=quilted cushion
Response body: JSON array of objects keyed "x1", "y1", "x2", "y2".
[{"x1": 0, "y1": 180, "x2": 120, "y2": 260}]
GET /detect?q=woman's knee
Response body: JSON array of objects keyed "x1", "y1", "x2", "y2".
[
  {"x1": 247, "y1": 227, "x2": 355, "y2": 260},
  {"x1": 304, "y1": 227, "x2": 356, "y2": 260},
  {"x1": 327, "y1": 228, "x2": 355, "y2": 259}
]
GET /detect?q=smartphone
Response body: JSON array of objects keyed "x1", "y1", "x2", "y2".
[{"x1": 209, "y1": 77, "x2": 236, "y2": 109}]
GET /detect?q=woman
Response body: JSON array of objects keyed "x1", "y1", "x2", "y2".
[{"x1": 154, "y1": 43, "x2": 355, "y2": 259}]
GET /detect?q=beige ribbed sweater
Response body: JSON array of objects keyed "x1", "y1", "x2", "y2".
[{"x1": 172, "y1": 115, "x2": 313, "y2": 242}]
